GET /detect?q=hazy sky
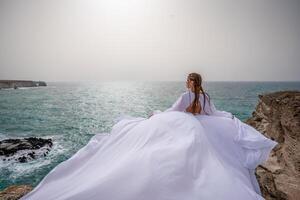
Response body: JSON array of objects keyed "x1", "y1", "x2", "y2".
[{"x1": 0, "y1": 0, "x2": 299, "y2": 81}]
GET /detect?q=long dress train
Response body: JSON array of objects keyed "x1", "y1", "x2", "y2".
[{"x1": 20, "y1": 90, "x2": 277, "y2": 200}]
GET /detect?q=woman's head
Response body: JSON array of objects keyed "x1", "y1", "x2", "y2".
[
  {"x1": 185, "y1": 72, "x2": 210, "y2": 115},
  {"x1": 186, "y1": 73, "x2": 202, "y2": 93}
]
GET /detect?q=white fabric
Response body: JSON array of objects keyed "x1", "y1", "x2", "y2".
[
  {"x1": 159, "y1": 90, "x2": 234, "y2": 118},
  {"x1": 21, "y1": 91, "x2": 278, "y2": 200}
]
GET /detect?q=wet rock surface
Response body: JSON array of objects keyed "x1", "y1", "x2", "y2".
[{"x1": 0, "y1": 137, "x2": 53, "y2": 163}]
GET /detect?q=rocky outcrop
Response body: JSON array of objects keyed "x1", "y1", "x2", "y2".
[
  {"x1": 0, "y1": 185, "x2": 33, "y2": 200},
  {"x1": 36, "y1": 81, "x2": 47, "y2": 86},
  {"x1": 0, "y1": 137, "x2": 53, "y2": 163},
  {"x1": 0, "y1": 80, "x2": 47, "y2": 89},
  {"x1": 246, "y1": 91, "x2": 300, "y2": 200}
]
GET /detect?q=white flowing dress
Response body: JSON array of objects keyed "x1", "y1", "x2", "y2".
[{"x1": 21, "y1": 90, "x2": 278, "y2": 200}]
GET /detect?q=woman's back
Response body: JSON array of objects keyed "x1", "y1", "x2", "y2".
[
  {"x1": 184, "y1": 91, "x2": 212, "y2": 115},
  {"x1": 163, "y1": 91, "x2": 234, "y2": 119},
  {"x1": 165, "y1": 90, "x2": 214, "y2": 115}
]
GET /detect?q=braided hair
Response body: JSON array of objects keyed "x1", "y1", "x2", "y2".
[{"x1": 186, "y1": 73, "x2": 211, "y2": 115}]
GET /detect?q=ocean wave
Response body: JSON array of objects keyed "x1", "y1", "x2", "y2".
[{"x1": 0, "y1": 134, "x2": 68, "y2": 184}]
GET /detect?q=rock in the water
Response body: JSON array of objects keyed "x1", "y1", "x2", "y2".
[
  {"x1": 246, "y1": 90, "x2": 300, "y2": 200},
  {"x1": 0, "y1": 137, "x2": 53, "y2": 163},
  {"x1": 0, "y1": 185, "x2": 32, "y2": 200}
]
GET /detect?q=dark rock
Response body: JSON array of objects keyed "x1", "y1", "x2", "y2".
[
  {"x1": 0, "y1": 185, "x2": 33, "y2": 200},
  {"x1": 18, "y1": 156, "x2": 27, "y2": 163},
  {"x1": 0, "y1": 137, "x2": 53, "y2": 163},
  {"x1": 246, "y1": 90, "x2": 300, "y2": 200},
  {"x1": 28, "y1": 152, "x2": 35, "y2": 159}
]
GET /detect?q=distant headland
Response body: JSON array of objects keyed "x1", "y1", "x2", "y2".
[{"x1": 0, "y1": 80, "x2": 47, "y2": 89}]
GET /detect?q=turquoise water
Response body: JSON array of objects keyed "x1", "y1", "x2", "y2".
[{"x1": 0, "y1": 81, "x2": 299, "y2": 190}]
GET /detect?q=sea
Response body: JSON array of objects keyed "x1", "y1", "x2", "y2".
[{"x1": 0, "y1": 81, "x2": 299, "y2": 190}]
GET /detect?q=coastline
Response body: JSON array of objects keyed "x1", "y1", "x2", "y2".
[
  {"x1": 0, "y1": 89, "x2": 299, "y2": 200},
  {"x1": 0, "y1": 80, "x2": 47, "y2": 89}
]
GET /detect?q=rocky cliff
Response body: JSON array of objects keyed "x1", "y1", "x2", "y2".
[
  {"x1": 246, "y1": 91, "x2": 300, "y2": 200},
  {"x1": 0, "y1": 80, "x2": 47, "y2": 89}
]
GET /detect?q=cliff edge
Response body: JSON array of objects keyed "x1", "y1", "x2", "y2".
[{"x1": 246, "y1": 91, "x2": 300, "y2": 200}]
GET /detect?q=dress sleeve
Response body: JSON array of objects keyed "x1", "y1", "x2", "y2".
[
  {"x1": 149, "y1": 93, "x2": 187, "y2": 117},
  {"x1": 207, "y1": 100, "x2": 234, "y2": 119},
  {"x1": 164, "y1": 93, "x2": 187, "y2": 112}
]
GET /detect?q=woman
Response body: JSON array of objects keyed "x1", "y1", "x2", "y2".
[
  {"x1": 151, "y1": 73, "x2": 234, "y2": 118},
  {"x1": 21, "y1": 73, "x2": 277, "y2": 200}
]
